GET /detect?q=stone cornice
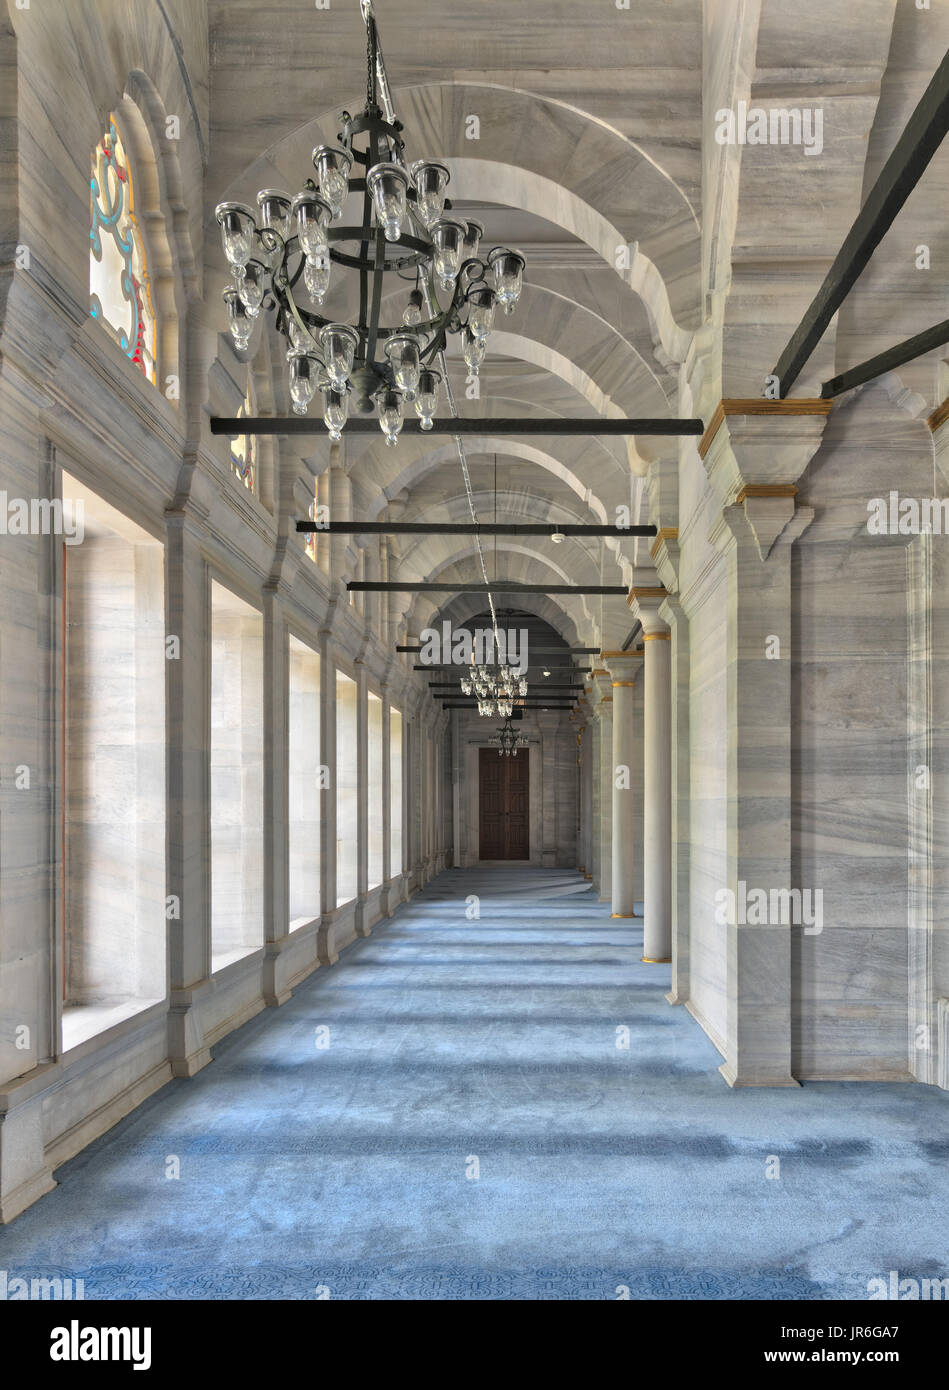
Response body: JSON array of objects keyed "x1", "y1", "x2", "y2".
[{"x1": 698, "y1": 397, "x2": 832, "y2": 460}]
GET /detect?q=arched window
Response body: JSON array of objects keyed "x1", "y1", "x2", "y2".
[
  {"x1": 305, "y1": 494, "x2": 319, "y2": 562},
  {"x1": 89, "y1": 112, "x2": 158, "y2": 383},
  {"x1": 230, "y1": 385, "x2": 257, "y2": 493}
]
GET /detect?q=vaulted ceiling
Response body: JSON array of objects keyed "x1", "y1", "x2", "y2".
[{"x1": 203, "y1": 0, "x2": 949, "y2": 652}]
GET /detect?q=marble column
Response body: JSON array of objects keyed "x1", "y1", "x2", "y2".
[
  {"x1": 605, "y1": 655, "x2": 643, "y2": 918},
  {"x1": 660, "y1": 594, "x2": 690, "y2": 1005},
  {"x1": 354, "y1": 661, "x2": 369, "y2": 936},
  {"x1": 642, "y1": 629, "x2": 672, "y2": 961},
  {"x1": 165, "y1": 512, "x2": 213, "y2": 1078},
  {"x1": 581, "y1": 714, "x2": 594, "y2": 879},
  {"x1": 702, "y1": 403, "x2": 823, "y2": 1085},
  {"x1": 589, "y1": 673, "x2": 613, "y2": 901},
  {"x1": 381, "y1": 681, "x2": 392, "y2": 915}
]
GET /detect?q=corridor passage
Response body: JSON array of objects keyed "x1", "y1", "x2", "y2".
[{"x1": 1, "y1": 868, "x2": 947, "y2": 1300}]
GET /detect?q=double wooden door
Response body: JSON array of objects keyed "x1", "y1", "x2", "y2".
[{"x1": 479, "y1": 747, "x2": 530, "y2": 860}]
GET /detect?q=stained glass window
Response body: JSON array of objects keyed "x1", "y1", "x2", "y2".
[
  {"x1": 90, "y1": 114, "x2": 158, "y2": 383},
  {"x1": 230, "y1": 390, "x2": 257, "y2": 493}
]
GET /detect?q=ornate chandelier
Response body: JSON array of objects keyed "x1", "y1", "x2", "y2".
[
  {"x1": 489, "y1": 717, "x2": 529, "y2": 757},
  {"x1": 214, "y1": 0, "x2": 526, "y2": 445},
  {"x1": 460, "y1": 662, "x2": 528, "y2": 716}
]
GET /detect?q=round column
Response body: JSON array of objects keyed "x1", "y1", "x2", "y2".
[
  {"x1": 606, "y1": 657, "x2": 641, "y2": 918},
  {"x1": 642, "y1": 631, "x2": 672, "y2": 961},
  {"x1": 581, "y1": 719, "x2": 593, "y2": 878}
]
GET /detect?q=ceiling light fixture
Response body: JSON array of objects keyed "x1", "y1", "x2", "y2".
[{"x1": 214, "y1": 0, "x2": 526, "y2": 446}]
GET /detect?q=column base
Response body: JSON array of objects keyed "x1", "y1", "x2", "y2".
[
  {"x1": 719, "y1": 1062, "x2": 800, "y2": 1088},
  {"x1": 641, "y1": 955, "x2": 671, "y2": 963},
  {"x1": 610, "y1": 912, "x2": 638, "y2": 918},
  {"x1": 583, "y1": 874, "x2": 593, "y2": 881}
]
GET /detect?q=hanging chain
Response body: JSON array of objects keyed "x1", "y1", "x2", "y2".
[
  {"x1": 360, "y1": 0, "x2": 501, "y2": 657},
  {"x1": 366, "y1": 11, "x2": 376, "y2": 111}
]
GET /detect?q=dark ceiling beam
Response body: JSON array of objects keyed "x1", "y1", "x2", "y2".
[
  {"x1": 349, "y1": 582, "x2": 628, "y2": 594},
  {"x1": 442, "y1": 704, "x2": 575, "y2": 711},
  {"x1": 770, "y1": 47, "x2": 949, "y2": 397},
  {"x1": 430, "y1": 681, "x2": 586, "y2": 686},
  {"x1": 401, "y1": 644, "x2": 598, "y2": 654},
  {"x1": 414, "y1": 663, "x2": 591, "y2": 672},
  {"x1": 821, "y1": 318, "x2": 949, "y2": 399},
  {"x1": 211, "y1": 416, "x2": 704, "y2": 437},
  {"x1": 297, "y1": 521, "x2": 656, "y2": 536}
]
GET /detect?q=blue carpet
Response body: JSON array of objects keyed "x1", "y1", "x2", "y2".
[{"x1": 1, "y1": 867, "x2": 947, "y2": 1300}]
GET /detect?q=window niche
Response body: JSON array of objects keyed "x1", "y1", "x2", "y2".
[
  {"x1": 210, "y1": 581, "x2": 264, "y2": 970},
  {"x1": 390, "y1": 707, "x2": 403, "y2": 878},
  {"x1": 61, "y1": 472, "x2": 166, "y2": 1051},
  {"x1": 336, "y1": 669, "x2": 358, "y2": 906},
  {"x1": 289, "y1": 635, "x2": 321, "y2": 928}
]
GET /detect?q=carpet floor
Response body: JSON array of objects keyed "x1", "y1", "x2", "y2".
[{"x1": 1, "y1": 867, "x2": 947, "y2": 1300}]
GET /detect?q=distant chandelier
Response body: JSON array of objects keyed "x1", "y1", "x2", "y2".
[
  {"x1": 489, "y1": 717, "x2": 529, "y2": 757},
  {"x1": 214, "y1": 0, "x2": 526, "y2": 445},
  {"x1": 460, "y1": 663, "x2": 528, "y2": 716}
]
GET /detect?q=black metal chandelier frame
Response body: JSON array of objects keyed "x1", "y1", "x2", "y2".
[{"x1": 216, "y1": 3, "x2": 523, "y2": 418}]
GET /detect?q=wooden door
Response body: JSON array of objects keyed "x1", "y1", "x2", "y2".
[{"x1": 479, "y1": 747, "x2": 530, "y2": 860}]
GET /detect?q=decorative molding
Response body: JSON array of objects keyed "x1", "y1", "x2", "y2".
[
  {"x1": 735, "y1": 484, "x2": 798, "y2": 503},
  {"x1": 649, "y1": 527, "x2": 678, "y2": 559},
  {"x1": 928, "y1": 398, "x2": 949, "y2": 433},
  {"x1": 599, "y1": 649, "x2": 643, "y2": 658},
  {"x1": 627, "y1": 585, "x2": 667, "y2": 610},
  {"x1": 643, "y1": 633, "x2": 671, "y2": 642},
  {"x1": 612, "y1": 681, "x2": 637, "y2": 687},
  {"x1": 698, "y1": 397, "x2": 832, "y2": 460}
]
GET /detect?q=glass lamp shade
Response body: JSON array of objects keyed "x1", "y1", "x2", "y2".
[
  {"x1": 431, "y1": 216, "x2": 467, "y2": 292},
  {"x1": 237, "y1": 258, "x2": 266, "y2": 316},
  {"x1": 467, "y1": 284, "x2": 497, "y2": 341},
  {"x1": 291, "y1": 191, "x2": 333, "y2": 258},
  {"x1": 215, "y1": 202, "x2": 257, "y2": 269},
  {"x1": 488, "y1": 247, "x2": 526, "y2": 313},
  {"x1": 304, "y1": 250, "x2": 332, "y2": 304},
  {"x1": 256, "y1": 189, "x2": 293, "y2": 244},
  {"x1": 312, "y1": 144, "x2": 354, "y2": 219},
  {"x1": 462, "y1": 328, "x2": 486, "y2": 376},
  {"x1": 321, "y1": 380, "x2": 350, "y2": 441},
  {"x1": 367, "y1": 162, "x2": 409, "y2": 242},
  {"x1": 288, "y1": 351, "x2": 320, "y2": 416},
  {"x1": 222, "y1": 286, "x2": 253, "y2": 350},
  {"x1": 377, "y1": 388, "x2": 404, "y2": 447},
  {"x1": 403, "y1": 289, "x2": 424, "y2": 327},
  {"x1": 319, "y1": 323, "x2": 359, "y2": 390},
  {"x1": 415, "y1": 368, "x2": 442, "y2": 430},
  {"x1": 518, "y1": 678, "x2": 528, "y2": 697},
  {"x1": 462, "y1": 218, "x2": 484, "y2": 264},
  {"x1": 384, "y1": 334, "x2": 421, "y2": 401},
  {"x1": 460, "y1": 676, "x2": 472, "y2": 696},
  {"x1": 287, "y1": 316, "x2": 318, "y2": 356},
  {"x1": 409, "y1": 160, "x2": 450, "y2": 229}
]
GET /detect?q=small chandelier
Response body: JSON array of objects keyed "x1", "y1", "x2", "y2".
[
  {"x1": 489, "y1": 717, "x2": 529, "y2": 757},
  {"x1": 214, "y1": 0, "x2": 526, "y2": 444}
]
